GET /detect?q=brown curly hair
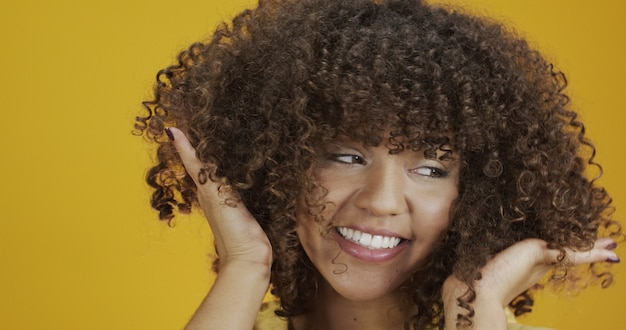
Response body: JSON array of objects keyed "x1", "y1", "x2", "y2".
[{"x1": 135, "y1": 0, "x2": 620, "y2": 328}]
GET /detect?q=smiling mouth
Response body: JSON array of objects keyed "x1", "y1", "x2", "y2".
[{"x1": 336, "y1": 227, "x2": 404, "y2": 249}]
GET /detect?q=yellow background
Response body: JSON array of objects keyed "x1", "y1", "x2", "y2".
[{"x1": 0, "y1": 0, "x2": 623, "y2": 329}]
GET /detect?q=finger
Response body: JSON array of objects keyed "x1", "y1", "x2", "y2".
[
  {"x1": 569, "y1": 239, "x2": 620, "y2": 265},
  {"x1": 166, "y1": 127, "x2": 239, "y2": 205},
  {"x1": 593, "y1": 237, "x2": 619, "y2": 250},
  {"x1": 166, "y1": 127, "x2": 204, "y2": 184},
  {"x1": 542, "y1": 238, "x2": 620, "y2": 266}
]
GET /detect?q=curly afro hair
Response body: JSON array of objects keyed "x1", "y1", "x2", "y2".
[{"x1": 135, "y1": 0, "x2": 620, "y2": 328}]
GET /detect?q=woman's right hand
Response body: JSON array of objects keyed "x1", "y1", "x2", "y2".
[
  {"x1": 167, "y1": 127, "x2": 272, "y2": 330},
  {"x1": 167, "y1": 127, "x2": 272, "y2": 269}
]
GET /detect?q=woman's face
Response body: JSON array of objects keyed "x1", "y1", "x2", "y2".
[{"x1": 296, "y1": 137, "x2": 460, "y2": 302}]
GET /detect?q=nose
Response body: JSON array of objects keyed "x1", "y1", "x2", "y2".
[{"x1": 353, "y1": 161, "x2": 408, "y2": 217}]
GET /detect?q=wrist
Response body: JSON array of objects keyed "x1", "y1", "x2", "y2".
[
  {"x1": 218, "y1": 258, "x2": 272, "y2": 282},
  {"x1": 185, "y1": 260, "x2": 270, "y2": 330}
]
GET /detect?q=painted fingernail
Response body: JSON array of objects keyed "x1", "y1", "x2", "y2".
[
  {"x1": 607, "y1": 256, "x2": 620, "y2": 263},
  {"x1": 606, "y1": 242, "x2": 618, "y2": 250},
  {"x1": 165, "y1": 127, "x2": 175, "y2": 141}
]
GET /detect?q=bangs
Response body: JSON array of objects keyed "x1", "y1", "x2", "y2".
[
  {"x1": 299, "y1": 5, "x2": 460, "y2": 155},
  {"x1": 305, "y1": 56, "x2": 458, "y2": 157}
]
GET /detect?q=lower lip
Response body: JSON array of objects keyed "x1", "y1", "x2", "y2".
[{"x1": 332, "y1": 230, "x2": 408, "y2": 263}]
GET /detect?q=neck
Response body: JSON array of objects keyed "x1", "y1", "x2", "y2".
[{"x1": 290, "y1": 280, "x2": 415, "y2": 330}]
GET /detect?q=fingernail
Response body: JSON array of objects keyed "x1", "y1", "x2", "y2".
[
  {"x1": 606, "y1": 242, "x2": 618, "y2": 250},
  {"x1": 607, "y1": 256, "x2": 620, "y2": 263},
  {"x1": 165, "y1": 127, "x2": 175, "y2": 141}
]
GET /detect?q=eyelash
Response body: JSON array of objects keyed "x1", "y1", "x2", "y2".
[{"x1": 329, "y1": 154, "x2": 449, "y2": 178}]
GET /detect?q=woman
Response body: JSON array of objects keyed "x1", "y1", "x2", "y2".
[{"x1": 136, "y1": 0, "x2": 621, "y2": 328}]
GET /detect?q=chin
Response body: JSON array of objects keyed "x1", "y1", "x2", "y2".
[{"x1": 317, "y1": 265, "x2": 410, "y2": 303}]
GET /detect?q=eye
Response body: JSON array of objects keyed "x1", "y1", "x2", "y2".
[
  {"x1": 415, "y1": 166, "x2": 448, "y2": 178},
  {"x1": 329, "y1": 154, "x2": 366, "y2": 165}
]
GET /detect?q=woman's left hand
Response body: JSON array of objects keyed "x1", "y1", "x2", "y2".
[{"x1": 442, "y1": 238, "x2": 619, "y2": 329}]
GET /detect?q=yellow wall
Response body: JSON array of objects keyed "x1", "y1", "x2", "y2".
[{"x1": 0, "y1": 0, "x2": 623, "y2": 329}]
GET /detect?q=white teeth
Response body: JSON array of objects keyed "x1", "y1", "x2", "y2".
[
  {"x1": 337, "y1": 227, "x2": 402, "y2": 250},
  {"x1": 370, "y1": 235, "x2": 382, "y2": 249},
  {"x1": 382, "y1": 236, "x2": 390, "y2": 248},
  {"x1": 359, "y1": 233, "x2": 372, "y2": 246}
]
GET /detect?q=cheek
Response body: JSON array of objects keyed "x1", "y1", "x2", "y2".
[
  {"x1": 295, "y1": 217, "x2": 330, "y2": 268},
  {"x1": 295, "y1": 207, "x2": 323, "y2": 253},
  {"x1": 415, "y1": 192, "x2": 457, "y2": 236},
  {"x1": 431, "y1": 199, "x2": 455, "y2": 223},
  {"x1": 295, "y1": 205, "x2": 341, "y2": 262}
]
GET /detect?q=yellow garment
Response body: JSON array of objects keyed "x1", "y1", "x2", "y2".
[
  {"x1": 505, "y1": 308, "x2": 553, "y2": 330},
  {"x1": 254, "y1": 301, "x2": 553, "y2": 330},
  {"x1": 254, "y1": 301, "x2": 288, "y2": 330}
]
